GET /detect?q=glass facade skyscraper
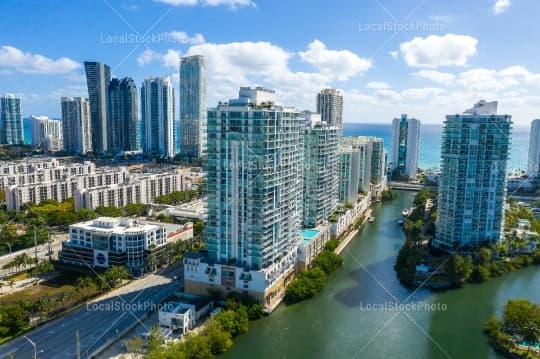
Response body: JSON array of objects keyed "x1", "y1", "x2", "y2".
[
  {"x1": 434, "y1": 101, "x2": 512, "y2": 251},
  {"x1": 108, "y1": 77, "x2": 139, "y2": 153},
  {"x1": 391, "y1": 114, "x2": 420, "y2": 180},
  {"x1": 61, "y1": 97, "x2": 92, "y2": 155},
  {"x1": 303, "y1": 118, "x2": 339, "y2": 227},
  {"x1": 180, "y1": 55, "x2": 207, "y2": 160},
  {"x1": 141, "y1": 77, "x2": 175, "y2": 158},
  {"x1": 206, "y1": 90, "x2": 303, "y2": 270},
  {"x1": 84, "y1": 61, "x2": 111, "y2": 153},
  {"x1": 317, "y1": 88, "x2": 343, "y2": 129},
  {"x1": 0, "y1": 94, "x2": 24, "y2": 145}
]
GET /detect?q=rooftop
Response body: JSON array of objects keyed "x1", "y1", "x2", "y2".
[{"x1": 71, "y1": 217, "x2": 160, "y2": 234}]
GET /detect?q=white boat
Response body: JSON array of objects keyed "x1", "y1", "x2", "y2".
[
  {"x1": 368, "y1": 216, "x2": 376, "y2": 222},
  {"x1": 401, "y1": 208, "x2": 410, "y2": 216},
  {"x1": 398, "y1": 218, "x2": 404, "y2": 225}
]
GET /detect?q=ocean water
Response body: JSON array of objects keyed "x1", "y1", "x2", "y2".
[
  {"x1": 21, "y1": 118, "x2": 529, "y2": 172},
  {"x1": 23, "y1": 118, "x2": 31, "y2": 144},
  {"x1": 343, "y1": 122, "x2": 530, "y2": 172}
]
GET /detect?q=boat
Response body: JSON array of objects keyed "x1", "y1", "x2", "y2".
[
  {"x1": 398, "y1": 218, "x2": 404, "y2": 225},
  {"x1": 368, "y1": 216, "x2": 376, "y2": 222},
  {"x1": 401, "y1": 208, "x2": 410, "y2": 216}
]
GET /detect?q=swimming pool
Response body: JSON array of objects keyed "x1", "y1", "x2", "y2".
[{"x1": 301, "y1": 229, "x2": 320, "y2": 245}]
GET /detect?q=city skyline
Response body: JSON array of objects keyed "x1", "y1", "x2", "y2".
[{"x1": 1, "y1": 1, "x2": 540, "y2": 125}]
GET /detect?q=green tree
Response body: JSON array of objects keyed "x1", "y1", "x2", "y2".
[
  {"x1": 203, "y1": 319, "x2": 233, "y2": 354},
  {"x1": 447, "y1": 254, "x2": 473, "y2": 287},
  {"x1": 95, "y1": 206, "x2": 123, "y2": 217},
  {"x1": 183, "y1": 334, "x2": 213, "y2": 359},
  {"x1": 311, "y1": 250, "x2": 343, "y2": 274},
  {"x1": 1, "y1": 304, "x2": 28, "y2": 334},
  {"x1": 285, "y1": 267, "x2": 327, "y2": 303},
  {"x1": 502, "y1": 299, "x2": 538, "y2": 333},
  {"x1": 124, "y1": 203, "x2": 146, "y2": 217}
]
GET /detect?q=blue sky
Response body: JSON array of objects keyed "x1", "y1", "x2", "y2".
[{"x1": 1, "y1": 0, "x2": 539, "y2": 124}]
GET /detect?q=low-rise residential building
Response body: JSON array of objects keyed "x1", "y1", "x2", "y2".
[
  {"x1": 159, "y1": 302, "x2": 196, "y2": 334},
  {"x1": 74, "y1": 169, "x2": 189, "y2": 210},
  {"x1": 331, "y1": 195, "x2": 370, "y2": 238},
  {"x1": 5, "y1": 166, "x2": 129, "y2": 211},
  {"x1": 297, "y1": 225, "x2": 332, "y2": 270},
  {"x1": 59, "y1": 217, "x2": 192, "y2": 276},
  {"x1": 0, "y1": 159, "x2": 95, "y2": 189},
  {"x1": 159, "y1": 296, "x2": 213, "y2": 335}
]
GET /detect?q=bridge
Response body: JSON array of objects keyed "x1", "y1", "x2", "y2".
[{"x1": 388, "y1": 181, "x2": 437, "y2": 191}]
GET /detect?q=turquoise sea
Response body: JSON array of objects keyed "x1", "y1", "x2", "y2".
[
  {"x1": 343, "y1": 122, "x2": 530, "y2": 172},
  {"x1": 22, "y1": 119, "x2": 529, "y2": 172}
]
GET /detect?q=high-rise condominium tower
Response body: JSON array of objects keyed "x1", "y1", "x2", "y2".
[
  {"x1": 528, "y1": 119, "x2": 540, "y2": 178},
  {"x1": 434, "y1": 100, "x2": 512, "y2": 251},
  {"x1": 317, "y1": 88, "x2": 343, "y2": 129},
  {"x1": 205, "y1": 87, "x2": 303, "y2": 270},
  {"x1": 61, "y1": 97, "x2": 92, "y2": 155},
  {"x1": 84, "y1": 61, "x2": 111, "y2": 153},
  {"x1": 0, "y1": 94, "x2": 24, "y2": 145},
  {"x1": 30, "y1": 116, "x2": 63, "y2": 151},
  {"x1": 340, "y1": 136, "x2": 387, "y2": 200},
  {"x1": 180, "y1": 55, "x2": 207, "y2": 160},
  {"x1": 109, "y1": 77, "x2": 139, "y2": 153},
  {"x1": 141, "y1": 77, "x2": 175, "y2": 158},
  {"x1": 391, "y1": 114, "x2": 420, "y2": 180},
  {"x1": 303, "y1": 115, "x2": 339, "y2": 227}
]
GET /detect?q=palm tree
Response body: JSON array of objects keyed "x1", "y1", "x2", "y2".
[{"x1": 8, "y1": 279, "x2": 14, "y2": 292}]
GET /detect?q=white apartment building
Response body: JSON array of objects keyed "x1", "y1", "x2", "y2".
[
  {"x1": 5, "y1": 166, "x2": 128, "y2": 211},
  {"x1": 0, "y1": 159, "x2": 94, "y2": 190},
  {"x1": 74, "y1": 169, "x2": 189, "y2": 210},
  {"x1": 30, "y1": 116, "x2": 64, "y2": 152}
]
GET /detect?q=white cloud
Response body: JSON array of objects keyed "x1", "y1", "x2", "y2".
[
  {"x1": 366, "y1": 81, "x2": 390, "y2": 90},
  {"x1": 458, "y1": 68, "x2": 520, "y2": 92},
  {"x1": 168, "y1": 31, "x2": 205, "y2": 45},
  {"x1": 493, "y1": 0, "x2": 511, "y2": 14},
  {"x1": 412, "y1": 70, "x2": 456, "y2": 84},
  {"x1": 398, "y1": 34, "x2": 478, "y2": 68},
  {"x1": 374, "y1": 89, "x2": 402, "y2": 102},
  {"x1": 298, "y1": 40, "x2": 372, "y2": 81},
  {"x1": 154, "y1": 0, "x2": 254, "y2": 8},
  {"x1": 0, "y1": 45, "x2": 80, "y2": 74},
  {"x1": 401, "y1": 87, "x2": 446, "y2": 101},
  {"x1": 137, "y1": 49, "x2": 181, "y2": 69}
]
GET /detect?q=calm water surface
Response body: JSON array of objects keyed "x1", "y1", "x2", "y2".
[{"x1": 223, "y1": 191, "x2": 540, "y2": 359}]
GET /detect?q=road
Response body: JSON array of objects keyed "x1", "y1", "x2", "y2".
[
  {"x1": 0, "y1": 264, "x2": 183, "y2": 359},
  {"x1": 0, "y1": 234, "x2": 66, "y2": 277}
]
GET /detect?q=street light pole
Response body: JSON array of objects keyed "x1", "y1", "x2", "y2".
[
  {"x1": 47, "y1": 231, "x2": 52, "y2": 262},
  {"x1": 33, "y1": 225, "x2": 38, "y2": 267},
  {"x1": 24, "y1": 336, "x2": 37, "y2": 358}
]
